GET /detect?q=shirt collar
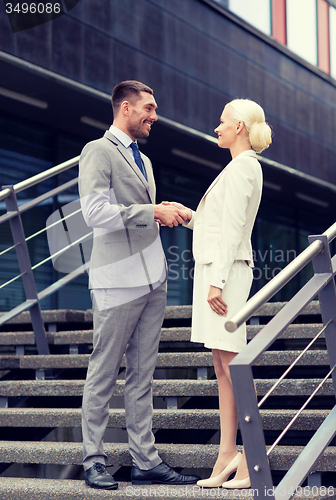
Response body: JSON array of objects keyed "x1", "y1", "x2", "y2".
[{"x1": 109, "y1": 125, "x2": 135, "y2": 149}]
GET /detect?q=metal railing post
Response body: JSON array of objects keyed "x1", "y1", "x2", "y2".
[
  {"x1": 228, "y1": 230, "x2": 336, "y2": 499},
  {"x1": 3, "y1": 185, "x2": 49, "y2": 355},
  {"x1": 273, "y1": 235, "x2": 336, "y2": 497},
  {"x1": 230, "y1": 363, "x2": 274, "y2": 498},
  {"x1": 308, "y1": 235, "x2": 336, "y2": 394}
]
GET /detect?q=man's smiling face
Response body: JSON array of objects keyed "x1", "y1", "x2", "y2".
[{"x1": 126, "y1": 91, "x2": 158, "y2": 141}]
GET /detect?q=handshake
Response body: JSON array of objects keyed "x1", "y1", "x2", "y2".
[{"x1": 154, "y1": 201, "x2": 192, "y2": 228}]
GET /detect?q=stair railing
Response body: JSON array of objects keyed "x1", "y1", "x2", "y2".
[
  {"x1": 226, "y1": 223, "x2": 336, "y2": 499},
  {"x1": 0, "y1": 155, "x2": 91, "y2": 355},
  {"x1": 2, "y1": 155, "x2": 336, "y2": 494}
]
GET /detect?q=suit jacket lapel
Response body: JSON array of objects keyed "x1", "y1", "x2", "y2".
[
  {"x1": 103, "y1": 131, "x2": 154, "y2": 201},
  {"x1": 200, "y1": 150, "x2": 257, "y2": 202},
  {"x1": 201, "y1": 167, "x2": 226, "y2": 201},
  {"x1": 141, "y1": 154, "x2": 156, "y2": 203}
]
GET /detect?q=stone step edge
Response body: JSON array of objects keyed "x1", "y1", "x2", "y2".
[
  {"x1": 0, "y1": 442, "x2": 335, "y2": 471},
  {"x1": 0, "y1": 378, "x2": 334, "y2": 397},
  {"x1": 0, "y1": 477, "x2": 327, "y2": 500},
  {"x1": 0, "y1": 324, "x2": 324, "y2": 346},
  {"x1": 0, "y1": 324, "x2": 325, "y2": 346},
  {"x1": 0, "y1": 408, "x2": 330, "y2": 431},
  {"x1": 0, "y1": 350, "x2": 331, "y2": 370},
  {"x1": 0, "y1": 301, "x2": 321, "y2": 326}
]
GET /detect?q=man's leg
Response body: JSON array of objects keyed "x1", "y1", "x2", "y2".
[
  {"x1": 82, "y1": 291, "x2": 146, "y2": 470},
  {"x1": 124, "y1": 282, "x2": 167, "y2": 470}
]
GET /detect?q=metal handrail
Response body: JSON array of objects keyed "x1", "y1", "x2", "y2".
[
  {"x1": 0, "y1": 242, "x2": 19, "y2": 257},
  {"x1": 266, "y1": 364, "x2": 336, "y2": 456},
  {"x1": 0, "y1": 156, "x2": 79, "y2": 202},
  {"x1": 31, "y1": 231, "x2": 92, "y2": 271},
  {"x1": 228, "y1": 226, "x2": 336, "y2": 498},
  {"x1": 0, "y1": 155, "x2": 82, "y2": 354},
  {"x1": 25, "y1": 207, "x2": 82, "y2": 244},
  {"x1": 225, "y1": 221, "x2": 336, "y2": 332},
  {"x1": 0, "y1": 271, "x2": 26, "y2": 290},
  {"x1": 0, "y1": 207, "x2": 82, "y2": 261},
  {"x1": 257, "y1": 319, "x2": 331, "y2": 408}
]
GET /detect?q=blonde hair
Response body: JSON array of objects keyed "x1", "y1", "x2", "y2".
[{"x1": 226, "y1": 99, "x2": 272, "y2": 153}]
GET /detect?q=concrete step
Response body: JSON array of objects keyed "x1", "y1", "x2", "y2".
[
  {"x1": 0, "y1": 378, "x2": 333, "y2": 398},
  {"x1": 0, "y1": 330, "x2": 93, "y2": 346},
  {"x1": 160, "y1": 324, "x2": 326, "y2": 341},
  {"x1": 0, "y1": 441, "x2": 334, "y2": 471},
  {"x1": 0, "y1": 301, "x2": 321, "y2": 327},
  {"x1": 0, "y1": 478, "x2": 331, "y2": 500},
  {"x1": 248, "y1": 324, "x2": 324, "y2": 340},
  {"x1": 0, "y1": 310, "x2": 87, "y2": 326},
  {"x1": 0, "y1": 307, "x2": 194, "y2": 326},
  {"x1": 0, "y1": 408, "x2": 330, "y2": 431},
  {"x1": 0, "y1": 324, "x2": 325, "y2": 347},
  {"x1": 0, "y1": 350, "x2": 331, "y2": 370}
]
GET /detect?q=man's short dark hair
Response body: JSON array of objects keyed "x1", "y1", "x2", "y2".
[{"x1": 112, "y1": 80, "x2": 154, "y2": 115}]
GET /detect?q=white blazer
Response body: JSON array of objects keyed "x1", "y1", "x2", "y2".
[{"x1": 185, "y1": 150, "x2": 262, "y2": 289}]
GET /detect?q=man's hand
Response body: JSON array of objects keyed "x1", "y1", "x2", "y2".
[
  {"x1": 162, "y1": 201, "x2": 192, "y2": 222},
  {"x1": 207, "y1": 285, "x2": 228, "y2": 316},
  {"x1": 154, "y1": 203, "x2": 189, "y2": 228}
]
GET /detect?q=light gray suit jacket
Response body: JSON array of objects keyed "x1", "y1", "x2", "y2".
[{"x1": 78, "y1": 130, "x2": 166, "y2": 289}]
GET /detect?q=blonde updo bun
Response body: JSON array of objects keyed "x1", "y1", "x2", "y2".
[
  {"x1": 226, "y1": 99, "x2": 272, "y2": 153},
  {"x1": 249, "y1": 121, "x2": 272, "y2": 153}
]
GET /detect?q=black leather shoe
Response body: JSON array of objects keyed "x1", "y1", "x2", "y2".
[
  {"x1": 131, "y1": 461, "x2": 200, "y2": 485},
  {"x1": 84, "y1": 462, "x2": 118, "y2": 490}
]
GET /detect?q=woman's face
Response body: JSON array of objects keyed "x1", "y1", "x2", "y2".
[{"x1": 214, "y1": 106, "x2": 238, "y2": 149}]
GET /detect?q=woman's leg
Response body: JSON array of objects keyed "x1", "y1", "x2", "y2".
[
  {"x1": 212, "y1": 349, "x2": 249, "y2": 480},
  {"x1": 211, "y1": 349, "x2": 239, "y2": 476}
]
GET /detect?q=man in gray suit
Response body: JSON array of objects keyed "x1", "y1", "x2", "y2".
[{"x1": 79, "y1": 81, "x2": 199, "y2": 490}]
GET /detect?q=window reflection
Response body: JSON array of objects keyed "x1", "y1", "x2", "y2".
[
  {"x1": 286, "y1": 0, "x2": 317, "y2": 65},
  {"x1": 229, "y1": 0, "x2": 271, "y2": 35},
  {"x1": 330, "y1": 5, "x2": 336, "y2": 78}
]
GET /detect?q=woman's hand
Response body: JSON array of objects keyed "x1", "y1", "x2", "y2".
[
  {"x1": 207, "y1": 285, "x2": 228, "y2": 316},
  {"x1": 162, "y1": 201, "x2": 192, "y2": 222}
]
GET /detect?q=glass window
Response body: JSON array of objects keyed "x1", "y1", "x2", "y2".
[
  {"x1": 330, "y1": 5, "x2": 336, "y2": 78},
  {"x1": 286, "y1": 0, "x2": 318, "y2": 65},
  {"x1": 228, "y1": 0, "x2": 271, "y2": 35},
  {"x1": 0, "y1": 114, "x2": 90, "y2": 312}
]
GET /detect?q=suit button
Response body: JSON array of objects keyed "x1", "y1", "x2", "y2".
[{"x1": 222, "y1": 280, "x2": 225, "y2": 283}]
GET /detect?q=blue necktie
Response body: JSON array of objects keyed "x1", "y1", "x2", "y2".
[{"x1": 130, "y1": 142, "x2": 147, "y2": 181}]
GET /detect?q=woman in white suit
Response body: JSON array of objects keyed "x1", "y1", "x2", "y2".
[{"x1": 173, "y1": 99, "x2": 272, "y2": 488}]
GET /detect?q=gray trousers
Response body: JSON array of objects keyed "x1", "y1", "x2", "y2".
[{"x1": 82, "y1": 282, "x2": 167, "y2": 470}]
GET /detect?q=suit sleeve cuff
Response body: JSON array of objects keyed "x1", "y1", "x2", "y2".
[
  {"x1": 183, "y1": 210, "x2": 196, "y2": 229},
  {"x1": 209, "y1": 277, "x2": 226, "y2": 290}
]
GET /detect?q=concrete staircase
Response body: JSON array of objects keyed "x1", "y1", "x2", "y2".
[{"x1": 0, "y1": 302, "x2": 335, "y2": 499}]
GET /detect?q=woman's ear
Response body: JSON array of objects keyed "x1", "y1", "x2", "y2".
[{"x1": 236, "y1": 121, "x2": 246, "y2": 135}]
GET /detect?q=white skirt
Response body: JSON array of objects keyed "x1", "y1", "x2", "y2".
[{"x1": 190, "y1": 260, "x2": 253, "y2": 352}]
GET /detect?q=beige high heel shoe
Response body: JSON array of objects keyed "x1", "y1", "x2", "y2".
[
  {"x1": 222, "y1": 476, "x2": 251, "y2": 489},
  {"x1": 197, "y1": 452, "x2": 242, "y2": 488}
]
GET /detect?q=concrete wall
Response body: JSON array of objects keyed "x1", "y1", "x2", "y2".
[{"x1": 0, "y1": 0, "x2": 335, "y2": 182}]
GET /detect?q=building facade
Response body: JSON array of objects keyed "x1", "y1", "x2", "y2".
[{"x1": 0, "y1": 0, "x2": 335, "y2": 310}]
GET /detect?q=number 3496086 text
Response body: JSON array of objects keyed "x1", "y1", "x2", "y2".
[{"x1": 5, "y1": 3, "x2": 61, "y2": 14}]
